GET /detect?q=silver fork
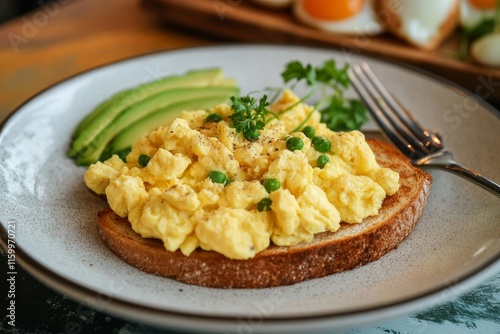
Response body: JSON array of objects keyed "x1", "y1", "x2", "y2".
[{"x1": 348, "y1": 62, "x2": 500, "y2": 198}]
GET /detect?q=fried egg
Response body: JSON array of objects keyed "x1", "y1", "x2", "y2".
[
  {"x1": 460, "y1": 0, "x2": 497, "y2": 29},
  {"x1": 293, "y1": 0, "x2": 384, "y2": 35}
]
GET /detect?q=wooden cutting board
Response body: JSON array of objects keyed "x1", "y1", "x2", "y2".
[{"x1": 142, "y1": 0, "x2": 500, "y2": 107}]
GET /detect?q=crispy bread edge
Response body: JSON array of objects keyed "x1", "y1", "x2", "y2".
[{"x1": 97, "y1": 139, "x2": 432, "y2": 288}]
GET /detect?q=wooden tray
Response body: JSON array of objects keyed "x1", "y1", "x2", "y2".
[{"x1": 142, "y1": 0, "x2": 500, "y2": 107}]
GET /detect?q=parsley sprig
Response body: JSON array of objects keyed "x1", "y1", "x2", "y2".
[
  {"x1": 229, "y1": 95, "x2": 276, "y2": 141},
  {"x1": 228, "y1": 59, "x2": 368, "y2": 142},
  {"x1": 281, "y1": 59, "x2": 368, "y2": 132}
]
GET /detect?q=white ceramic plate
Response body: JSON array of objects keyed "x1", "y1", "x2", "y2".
[{"x1": 1, "y1": 45, "x2": 499, "y2": 333}]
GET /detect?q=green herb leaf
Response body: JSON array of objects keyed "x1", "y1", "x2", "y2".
[
  {"x1": 205, "y1": 113, "x2": 222, "y2": 123},
  {"x1": 315, "y1": 59, "x2": 350, "y2": 89},
  {"x1": 320, "y1": 97, "x2": 368, "y2": 132},
  {"x1": 257, "y1": 197, "x2": 272, "y2": 212},
  {"x1": 281, "y1": 59, "x2": 368, "y2": 132},
  {"x1": 229, "y1": 95, "x2": 270, "y2": 141},
  {"x1": 466, "y1": 18, "x2": 495, "y2": 39},
  {"x1": 281, "y1": 61, "x2": 316, "y2": 86}
]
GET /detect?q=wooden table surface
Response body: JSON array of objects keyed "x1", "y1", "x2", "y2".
[
  {"x1": 0, "y1": 0, "x2": 211, "y2": 123},
  {"x1": 0, "y1": 0, "x2": 499, "y2": 333}
]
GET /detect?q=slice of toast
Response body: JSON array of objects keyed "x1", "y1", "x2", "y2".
[
  {"x1": 97, "y1": 139, "x2": 432, "y2": 288},
  {"x1": 374, "y1": 0, "x2": 460, "y2": 50}
]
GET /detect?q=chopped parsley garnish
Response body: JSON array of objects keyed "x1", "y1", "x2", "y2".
[
  {"x1": 205, "y1": 113, "x2": 222, "y2": 123},
  {"x1": 228, "y1": 59, "x2": 368, "y2": 142},
  {"x1": 229, "y1": 95, "x2": 272, "y2": 141},
  {"x1": 257, "y1": 197, "x2": 272, "y2": 212}
]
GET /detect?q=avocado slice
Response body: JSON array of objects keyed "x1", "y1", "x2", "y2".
[
  {"x1": 73, "y1": 86, "x2": 239, "y2": 166},
  {"x1": 74, "y1": 85, "x2": 238, "y2": 164},
  {"x1": 76, "y1": 94, "x2": 235, "y2": 165},
  {"x1": 69, "y1": 68, "x2": 233, "y2": 157},
  {"x1": 72, "y1": 90, "x2": 130, "y2": 138}
]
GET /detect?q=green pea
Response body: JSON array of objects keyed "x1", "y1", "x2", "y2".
[
  {"x1": 286, "y1": 137, "x2": 304, "y2": 151},
  {"x1": 208, "y1": 171, "x2": 230, "y2": 186},
  {"x1": 205, "y1": 113, "x2": 222, "y2": 123},
  {"x1": 257, "y1": 197, "x2": 272, "y2": 212},
  {"x1": 312, "y1": 136, "x2": 331, "y2": 153},
  {"x1": 263, "y1": 178, "x2": 281, "y2": 193},
  {"x1": 302, "y1": 126, "x2": 315, "y2": 139},
  {"x1": 138, "y1": 154, "x2": 151, "y2": 167},
  {"x1": 317, "y1": 155, "x2": 330, "y2": 169}
]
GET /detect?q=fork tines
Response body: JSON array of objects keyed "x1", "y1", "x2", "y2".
[{"x1": 348, "y1": 62, "x2": 443, "y2": 157}]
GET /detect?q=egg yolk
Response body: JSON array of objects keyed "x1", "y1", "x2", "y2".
[
  {"x1": 469, "y1": 0, "x2": 497, "y2": 10},
  {"x1": 302, "y1": 0, "x2": 365, "y2": 21}
]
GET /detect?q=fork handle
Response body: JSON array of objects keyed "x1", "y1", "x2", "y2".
[
  {"x1": 435, "y1": 163, "x2": 500, "y2": 198},
  {"x1": 447, "y1": 164, "x2": 500, "y2": 198},
  {"x1": 418, "y1": 151, "x2": 500, "y2": 198}
]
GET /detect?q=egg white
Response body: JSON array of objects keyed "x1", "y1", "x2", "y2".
[{"x1": 293, "y1": 0, "x2": 384, "y2": 35}]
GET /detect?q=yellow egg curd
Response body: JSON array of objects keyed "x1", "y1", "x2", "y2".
[{"x1": 84, "y1": 90, "x2": 399, "y2": 260}]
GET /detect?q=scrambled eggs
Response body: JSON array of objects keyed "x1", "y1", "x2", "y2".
[{"x1": 84, "y1": 90, "x2": 399, "y2": 260}]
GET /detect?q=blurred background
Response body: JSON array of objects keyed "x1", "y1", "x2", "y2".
[{"x1": 0, "y1": 0, "x2": 58, "y2": 23}]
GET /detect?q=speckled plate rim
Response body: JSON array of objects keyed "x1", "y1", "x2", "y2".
[{"x1": 0, "y1": 44, "x2": 499, "y2": 333}]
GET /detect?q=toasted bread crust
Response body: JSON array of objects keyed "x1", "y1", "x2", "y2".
[{"x1": 97, "y1": 140, "x2": 432, "y2": 288}]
